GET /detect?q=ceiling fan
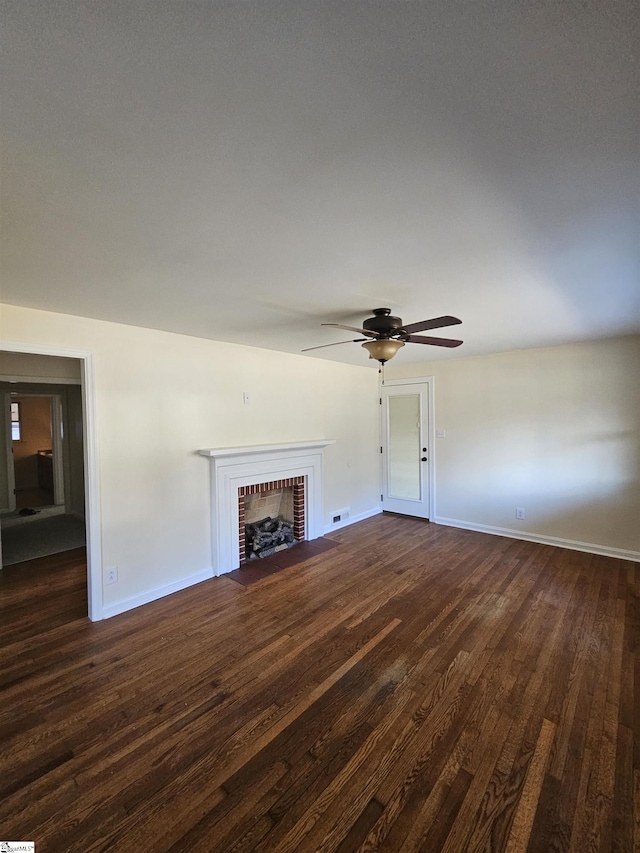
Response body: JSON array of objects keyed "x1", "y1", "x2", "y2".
[{"x1": 302, "y1": 308, "x2": 463, "y2": 364}]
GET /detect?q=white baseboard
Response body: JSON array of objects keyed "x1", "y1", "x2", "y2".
[
  {"x1": 101, "y1": 567, "x2": 215, "y2": 619},
  {"x1": 323, "y1": 506, "x2": 382, "y2": 534},
  {"x1": 432, "y1": 516, "x2": 640, "y2": 563}
]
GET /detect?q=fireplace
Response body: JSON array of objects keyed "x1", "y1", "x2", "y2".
[
  {"x1": 199, "y1": 441, "x2": 334, "y2": 575},
  {"x1": 238, "y1": 477, "x2": 305, "y2": 562}
]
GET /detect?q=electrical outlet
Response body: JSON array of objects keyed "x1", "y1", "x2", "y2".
[
  {"x1": 105, "y1": 566, "x2": 118, "y2": 585},
  {"x1": 436, "y1": 429, "x2": 446, "y2": 439},
  {"x1": 516, "y1": 508, "x2": 525, "y2": 520}
]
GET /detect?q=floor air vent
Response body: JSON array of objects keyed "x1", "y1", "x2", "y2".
[{"x1": 331, "y1": 508, "x2": 350, "y2": 525}]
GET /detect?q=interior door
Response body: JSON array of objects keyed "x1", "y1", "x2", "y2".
[{"x1": 381, "y1": 383, "x2": 430, "y2": 519}]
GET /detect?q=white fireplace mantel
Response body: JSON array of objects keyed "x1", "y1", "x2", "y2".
[{"x1": 199, "y1": 440, "x2": 335, "y2": 575}]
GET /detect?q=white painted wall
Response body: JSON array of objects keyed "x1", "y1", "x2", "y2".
[
  {"x1": 0, "y1": 304, "x2": 380, "y2": 610},
  {"x1": 385, "y1": 336, "x2": 640, "y2": 556},
  {"x1": 0, "y1": 351, "x2": 81, "y2": 382}
]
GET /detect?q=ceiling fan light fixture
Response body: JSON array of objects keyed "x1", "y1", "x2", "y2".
[
  {"x1": 309, "y1": 308, "x2": 462, "y2": 360},
  {"x1": 361, "y1": 339, "x2": 405, "y2": 364}
]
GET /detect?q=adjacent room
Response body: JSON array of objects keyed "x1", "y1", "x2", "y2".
[
  {"x1": 0, "y1": 2, "x2": 638, "y2": 851},
  {"x1": 0, "y1": 355, "x2": 87, "y2": 567}
]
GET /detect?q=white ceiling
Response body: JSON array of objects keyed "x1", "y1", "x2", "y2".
[{"x1": 1, "y1": 1, "x2": 638, "y2": 367}]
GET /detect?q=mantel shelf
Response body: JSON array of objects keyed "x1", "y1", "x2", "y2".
[{"x1": 199, "y1": 440, "x2": 335, "y2": 459}]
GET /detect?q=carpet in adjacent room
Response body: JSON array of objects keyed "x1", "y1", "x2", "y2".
[{"x1": 1, "y1": 514, "x2": 86, "y2": 565}]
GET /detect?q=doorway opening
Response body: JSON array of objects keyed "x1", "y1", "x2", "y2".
[
  {"x1": 0, "y1": 345, "x2": 100, "y2": 620},
  {"x1": 9, "y1": 393, "x2": 63, "y2": 511},
  {"x1": 1, "y1": 381, "x2": 86, "y2": 567}
]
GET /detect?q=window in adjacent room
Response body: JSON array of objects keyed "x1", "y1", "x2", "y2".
[{"x1": 10, "y1": 401, "x2": 21, "y2": 440}]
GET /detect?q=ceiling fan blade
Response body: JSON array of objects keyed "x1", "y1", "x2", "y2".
[
  {"x1": 405, "y1": 334, "x2": 463, "y2": 348},
  {"x1": 321, "y1": 323, "x2": 380, "y2": 337},
  {"x1": 302, "y1": 339, "x2": 366, "y2": 352},
  {"x1": 401, "y1": 315, "x2": 462, "y2": 334}
]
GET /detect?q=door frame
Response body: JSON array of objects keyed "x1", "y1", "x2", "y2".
[
  {"x1": 0, "y1": 341, "x2": 103, "y2": 621},
  {"x1": 50, "y1": 394, "x2": 65, "y2": 504},
  {"x1": 2, "y1": 391, "x2": 17, "y2": 512},
  {"x1": 380, "y1": 376, "x2": 436, "y2": 520}
]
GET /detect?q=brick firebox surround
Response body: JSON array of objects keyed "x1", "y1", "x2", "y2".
[{"x1": 238, "y1": 477, "x2": 305, "y2": 563}]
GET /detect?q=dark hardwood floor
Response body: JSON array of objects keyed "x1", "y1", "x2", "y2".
[{"x1": 0, "y1": 515, "x2": 637, "y2": 852}]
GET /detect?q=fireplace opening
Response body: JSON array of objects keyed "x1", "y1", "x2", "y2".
[
  {"x1": 238, "y1": 477, "x2": 305, "y2": 564},
  {"x1": 245, "y1": 515, "x2": 295, "y2": 560}
]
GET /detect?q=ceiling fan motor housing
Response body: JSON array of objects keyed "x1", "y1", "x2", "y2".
[{"x1": 362, "y1": 308, "x2": 404, "y2": 337}]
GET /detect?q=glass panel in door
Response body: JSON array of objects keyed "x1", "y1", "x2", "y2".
[{"x1": 388, "y1": 394, "x2": 420, "y2": 500}]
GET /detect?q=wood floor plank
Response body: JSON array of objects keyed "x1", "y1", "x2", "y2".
[
  {"x1": 0, "y1": 515, "x2": 635, "y2": 852},
  {"x1": 436, "y1": 569, "x2": 570, "y2": 853},
  {"x1": 504, "y1": 717, "x2": 556, "y2": 853}
]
